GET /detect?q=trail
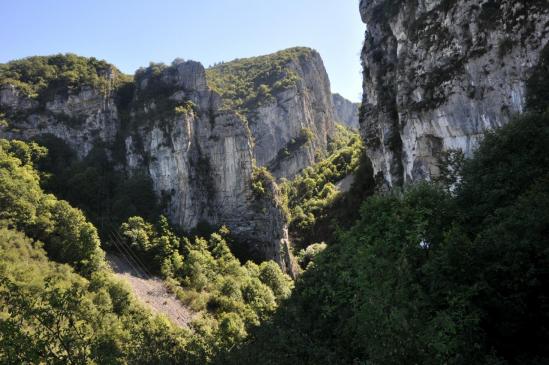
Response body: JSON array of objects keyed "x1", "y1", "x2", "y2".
[{"x1": 107, "y1": 253, "x2": 193, "y2": 328}]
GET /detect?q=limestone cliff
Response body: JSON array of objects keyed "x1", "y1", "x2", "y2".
[
  {"x1": 0, "y1": 56, "x2": 295, "y2": 274},
  {"x1": 206, "y1": 48, "x2": 336, "y2": 179},
  {"x1": 359, "y1": 0, "x2": 549, "y2": 186},
  {"x1": 123, "y1": 61, "x2": 292, "y2": 270},
  {"x1": 0, "y1": 82, "x2": 119, "y2": 159},
  {"x1": 332, "y1": 93, "x2": 360, "y2": 130}
]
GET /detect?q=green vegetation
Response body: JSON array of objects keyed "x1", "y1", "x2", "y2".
[
  {"x1": 0, "y1": 226, "x2": 192, "y2": 364},
  {"x1": 270, "y1": 128, "x2": 314, "y2": 170},
  {"x1": 205, "y1": 47, "x2": 313, "y2": 112},
  {"x1": 3, "y1": 45, "x2": 549, "y2": 364},
  {"x1": 251, "y1": 166, "x2": 276, "y2": 199},
  {"x1": 0, "y1": 139, "x2": 105, "y2": 276},
  {"x1": 175, "y1": 100, "x2": 197, "y2": 115},
  {"x1": 118, "y1": 217, "x2": 293, "y2": 362},
  {"x1": 0, "y1": 137, "x2": 293, "y2": 364},
  {"x1": 0, "y1": 138, "x2": 194, "y2": 363},
  {"x1": 227, "y1": 111, "x2": 549, "y2": 364},
  {"x1": 115, "y1": 61, "x2": 199, "y2": 134},
  {"x1": 0, "y1": 113, "x2": 7, "y2": 128},
  {"x1": 0, "y1": 54, "x2": 128, "y2": 105},
  {"x1": 281, "y1": 125, "x2": 364, "y2": 250}
]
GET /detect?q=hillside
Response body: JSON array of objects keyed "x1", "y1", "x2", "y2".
[
  {"x1": 0, "y1": 54, "x2": 293, "y2": 272},
  {"x1": 1, "y1": 1, "x2": 549, "y2": 364},
  {"x1": 0, "y1": 138, "x2": 293, "y2": 363}
]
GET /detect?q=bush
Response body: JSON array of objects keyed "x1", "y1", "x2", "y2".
[
  {"x1": 36, "y1": 136, "x2": 160, "y2": 237},
  {"x1": 282, "y1": 124, "x2": 364, "y2": 250},
  {"x1": 251, "y1": 166, "x2": 275, "y2": 198},
  {"x1": 0, "y1": 227, "x2": 189, "y2": 364}
]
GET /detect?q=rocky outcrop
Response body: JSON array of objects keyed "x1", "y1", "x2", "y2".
[
  {"x1": 0, "y1": 83, "x2": 119, "y2": 158},
  {"x1": 124, "y1": 62, "x2": 292, "y2": 270},
  {"x1": 359, "y1": 0, "x2": 549, "y2": 187},
  {"x1": 332, "y1": 93, "x2": 360, "y2": 130},
  {"x1": 0, "y1": 59, "x2": 296, "y2": 275},
  {"x1": 207, "y1": 48, "x2": 336, "y2": 179}
]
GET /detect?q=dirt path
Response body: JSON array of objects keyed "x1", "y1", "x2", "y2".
[{"x1": 107, "y1": 253, "x2": 193, "y2": 328}]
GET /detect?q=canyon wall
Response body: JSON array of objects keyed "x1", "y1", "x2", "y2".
[{"x1": 359, "y1": 0, "x2": 549, "y2": 186}]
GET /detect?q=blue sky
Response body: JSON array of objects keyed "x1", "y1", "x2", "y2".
[{"x1": 0, "y1": 0, "x2": 365, "y2": 101}]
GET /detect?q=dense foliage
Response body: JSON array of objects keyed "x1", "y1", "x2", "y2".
[
  {"x1": 0, "y1": 139, "x2": 105, "y2": 276},
  {"x1": 205, "y1": 47, "x2": 313, "y2": 112},
  {"x1": 0, "y1": 138, "x2": 293, "y2": 364},
  {"x1": 0, "y1": 139, "x2": 191, "y2": 363},
  {"x1": 117, "y1": 216, "x2": 293, "y2": 362},
  {"x1": 2, "y1": 47, "x2": 549, "y2": 364},
  {"x1": 0, "y1": 226, "x2": 192, "y2": 364},
  {"x1": 281, "y1": 124, "x2": 365, "y2": 250},
  {"x1": 0, "y1": 54, "x2": 128, "y2": 105},
  {"x1": 228, "y1": 112, "x2": 549, "y2": 364}
]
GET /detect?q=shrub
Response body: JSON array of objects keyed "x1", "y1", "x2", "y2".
[
  {"x1": 282, "y1": 124, "x2": 364, "y2": 250},
  {"x1": 251, "y1": 166, "x2": 275, "y2": 198},
  {"x1": 226, "y1": 112, "x2": 549, "y2": 364}
]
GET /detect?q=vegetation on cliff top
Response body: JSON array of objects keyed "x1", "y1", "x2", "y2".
[
  {"x1": 205, "y1": 47, "x2": 314, "y2": 112},
  {"x1": 0, "y1": 54, "x2": 129, "y2": 104}
]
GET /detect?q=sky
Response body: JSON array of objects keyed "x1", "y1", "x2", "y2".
[{"x1": 0, "y1": 0, "x2": 365, "y2": 102}]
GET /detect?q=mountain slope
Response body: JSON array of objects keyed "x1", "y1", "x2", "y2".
[{"x1": 0, "y1": 55, "x2": 291, "y2": 270}]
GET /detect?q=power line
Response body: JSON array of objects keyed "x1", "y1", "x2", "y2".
[
  {"x1": 109, "y1": 230, "x2": 149, "y2": 279},
  {"x1": 109, "y1": 223, "x2": 154, "y2": 279}
]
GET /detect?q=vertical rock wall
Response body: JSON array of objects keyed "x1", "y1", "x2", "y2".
[{"x1": 359, "y1": 0, "x2": 549, "y2": 186}]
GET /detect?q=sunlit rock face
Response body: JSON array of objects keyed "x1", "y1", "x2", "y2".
[
  {"x1": 332, "y1": 93, "x2": 360, "y2": 130},
  {"x1": 0, "y1": 83, "x2": 119, "y2": 159},
  {"x1": 125, "y1": 62, "x2": 294, "y2": 272},
  {"x1": 359, "y1": 0, "x2": 549, "y2": 187},
  {"x1": 210, "y1": 49, "x2": 337, "y2": 179}
]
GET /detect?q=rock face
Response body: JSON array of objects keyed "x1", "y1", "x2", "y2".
[
  {"x1": 332, "y1": 93, "x2": 360, "y2": 129},
  {"x1": 206, "y1": 48, "x2": 337, "y2": 179},
  {"x1": 359, "y1": 0, "x2": 549, "y2": 187},
  {"x1": 124, "y1": 63, "x2": 292, "y2": 270},
  {"x1": 0, "y1": 59, "x2": 297, "y2": 274},
  {"x1": 0, "y1": 83, "x2": 119, "y2": 159}
]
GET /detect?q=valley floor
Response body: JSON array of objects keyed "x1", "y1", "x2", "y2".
[{"x1": 107, "y1": 253, "x2": 194, "y2": 328}]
